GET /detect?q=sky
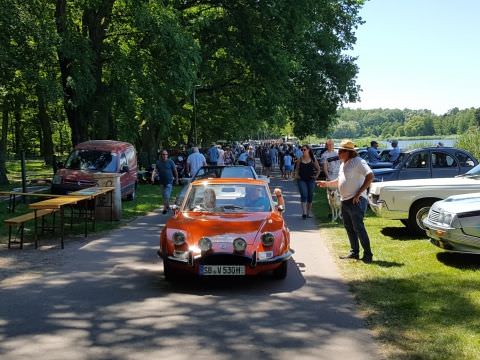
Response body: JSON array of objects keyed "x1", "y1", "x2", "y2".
[{"x1": 345, "y1": 0, "x2": 480, "y2": 115}]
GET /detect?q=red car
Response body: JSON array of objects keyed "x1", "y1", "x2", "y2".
[
  {"x1": 158, "y1": 178, "x2": 293, "y2": 279},
  {"x1": 51, "y1": 140, "x2": 138, "y2": 200}
]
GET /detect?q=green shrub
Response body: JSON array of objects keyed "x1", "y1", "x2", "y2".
[{"x1": 456, "y1": 127, "x2": 480, "y2": 159}]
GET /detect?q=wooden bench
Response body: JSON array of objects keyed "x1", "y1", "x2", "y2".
[{"x1": 4, "y1": 209, "x2": 58, "y2": 249}]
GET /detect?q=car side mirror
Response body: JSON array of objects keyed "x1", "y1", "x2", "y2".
[
  {"x1": 171, "y1": 204, "x2": 179, "y2": 214},
  {"x1": 276, "y1": 204, "x2": 284, "y2": 212},
  {"x1": 121, "y1": 165, "x2": 129, "y2": 173}
]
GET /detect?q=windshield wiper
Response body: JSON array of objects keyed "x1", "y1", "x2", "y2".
[{"x1": 221, "y1": 205, "x2": 244, "y2": 210}]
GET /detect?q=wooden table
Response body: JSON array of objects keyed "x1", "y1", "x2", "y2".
[
  {"x1": 0, "y1": 191, "x2": 64, "y2": 213},
  {"x1": 69, "y1": 187, "x2": 115, "y2": 230},
  {"x1": 29, "y1": 195, "x2": 91, "y2": 249}
]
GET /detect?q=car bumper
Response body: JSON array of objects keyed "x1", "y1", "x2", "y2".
[
  {"x1": 423, "y1": 219, "x2": 480, "y2": 254},
  {"x1": 368, "y1": 197, "x2": 408, "y2": 220},
  {"x1": 158, "y1": 249, "x2": 294, "y2": 276}
]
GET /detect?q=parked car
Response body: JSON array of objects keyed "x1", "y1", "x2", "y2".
[
  {"x1": 372, "y1": 147, "x2": 477, "y2": 182},
  {"x1": 423, "y1": 192, "x2": 480, "y2": 254},
  {"x1": 358, "y1": 148, "x2": 393, "y2": 168},
  {"x1": 51, "y1": 140, "x2": 138, "y2": 200},
  {"x1": 368, "y1": 163, "x2": 480, "y2": 235},
  {"x1": 158, "y1": 178, "x2": 293, "y2": 279}
]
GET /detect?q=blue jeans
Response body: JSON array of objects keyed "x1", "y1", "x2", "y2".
[
  {"x1": 341, "y1": 197, "x2": 373, "y2": 257},
  {"x1": 162, "y1": 183, "x2": 173, "y2": 206},
  {"x1": 297, "y1": 179, "x2": 315, "y2": 203}
]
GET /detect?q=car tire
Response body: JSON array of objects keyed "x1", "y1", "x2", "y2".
[
  {"x1": 273, "y1": 260, "x2": 288, "y2": 279},
  {"x1": 407, "y1": 199, "x2": 437, "y2": 235},
  {"x1": 163, "y1": 257, "x2": 173, "y2": 281}
]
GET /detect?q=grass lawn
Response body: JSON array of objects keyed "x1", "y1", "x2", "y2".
[{"x1": 313, "y1": 188, "x2": 480, "y2": 360}]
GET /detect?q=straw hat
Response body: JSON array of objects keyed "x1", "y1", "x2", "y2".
[{"x1": 338, "y1": 139, "x2": 356, "y2": 151}]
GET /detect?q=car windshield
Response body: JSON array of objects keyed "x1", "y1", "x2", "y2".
[
  {"x1": 461, "y1": 164, "x2": 480, "y2": 177},
  {"x1": 194, "y1": 166, "x2": 255, "y2": 179},
  {"x1": 65, "y1": 150, "x2": 118, "y2": 172},
  {"x1": 184, "y1": 183, "x2": 271, "y2": 213}
]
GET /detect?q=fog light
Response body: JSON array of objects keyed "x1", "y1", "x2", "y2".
[
  {"x1": 261, "y1": 232, "x2": 275, "y2": 247},
  {"x1": 435, "y1": 229, "x2": 446, "y2": 237},
  {"x1": 173, "y1": 231, "x2": 186, "y2": 246},
  {"x1": 198, "y1": 237, "x2": 212, "y2": 251},
  {"x1": 233, "y1": 237, "x2": 247, "y2": 252}
]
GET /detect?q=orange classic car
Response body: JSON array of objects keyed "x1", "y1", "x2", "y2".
[{"x1": 158, "y1": 178, "x2": 293, "y2": 280}]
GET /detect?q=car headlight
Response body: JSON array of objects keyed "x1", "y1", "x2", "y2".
[
  {"x1": 172, "y1": 231, "x2": 186, "y2": 246},
  {"x1": 198, "y1": 237, "x2": 212, "y2": 251},
  {"x1": 437, "y1": 211, "x2": 454, "y2": 226},
  {"x1": 52, "y1": 175, "x2": 62, "y2": 184},
  {"x1": 261, "y1": 232, "x2": 275, "y2": 247},
  {"x1": 233, "y1": 237, "x2": 247, "y2": 252}
]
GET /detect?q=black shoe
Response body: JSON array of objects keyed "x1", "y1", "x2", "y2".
[
  {"x1": 361, "y1": 255, "x2": 373, "y2": 263},
  {"x1": 339, "y1": 253, "x2": 359, "y2": 260},
  {"x1": 302, "y1": 214, "x2": 307, "y2": 219},
  {"x1": 162, "y1": 209, "x2": 168, "y2": 214}
]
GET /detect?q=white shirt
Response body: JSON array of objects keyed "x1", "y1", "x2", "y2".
[
  {"x1": 338, "y1": 157, "x2": 372, "y2": 201},
  {"x1": 187, "y1": 152, "x2": 206, "y2": 177},
  {"x1": 217, "y1": 148, "x2": 225, "y2": 165},
  {"x1": 320, "y1": 149, "x2": 340, "y2": 180}
]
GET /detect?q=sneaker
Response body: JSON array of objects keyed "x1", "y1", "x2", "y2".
[{"x1": 339, "y1": 253, "x2": 359, "y2": 260}]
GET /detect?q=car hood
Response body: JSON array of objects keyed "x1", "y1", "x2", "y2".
[
  {"x1": 56, "y1": 168, "x2": 96, "y2": 182},
  {"x1": 166, "y1": 212, "x2": 283, "y2": 244},
  {"x1": 370, "y1": 177, "x2": 480, "y2": 194},
  {"x1": 432, "y1": 192, "x2": 480, "y2": 214}
]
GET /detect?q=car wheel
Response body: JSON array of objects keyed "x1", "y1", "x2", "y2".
[
  {"x1": 163, "y1": 257, "x2": 173, "y2": 281},
  {"x1": 407, "y1": 200, "x2": 437, "y2": 235},
  {"x1": 273, "y1": 260, "x2": 288, "y2": 279}
]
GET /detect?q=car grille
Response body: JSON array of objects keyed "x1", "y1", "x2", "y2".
[
  {"x1": 428, "y1": 209, "x2": 440, "y2": 223},
  {"x1": 201, "y1": 254, "x2": 251, "y2": 265}
]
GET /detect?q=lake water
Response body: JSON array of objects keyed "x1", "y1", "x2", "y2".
[{"x1": 372, "y1": 138, "x2": 457, "y2": 149}]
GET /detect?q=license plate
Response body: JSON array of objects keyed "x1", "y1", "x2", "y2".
[{"x1": 200, "y1": 265, "x2": 245, "y2": 276}]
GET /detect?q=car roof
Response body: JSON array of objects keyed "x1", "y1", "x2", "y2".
[
  {"x1": 191, "y1": 178, "x2": 266, "y2": 186},
  {"x1": 75, "y1": 140, "x2": 133, "y2": 152}
]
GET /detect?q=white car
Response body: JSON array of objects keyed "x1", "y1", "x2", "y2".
[
  {"x1": 368, "y1": 164, "x2": 480, "y2": 234},
  {"x1": 423, "y1": 193, "x2": 480, "y2": 253}
]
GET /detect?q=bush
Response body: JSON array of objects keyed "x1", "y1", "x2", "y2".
[{"x1": 456, "y1": 127, "x2": 480, "y2": 159}]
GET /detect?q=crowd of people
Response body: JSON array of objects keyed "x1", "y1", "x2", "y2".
[{"x1": 152, "y1": 138, "x2": 379, "y2": 263}]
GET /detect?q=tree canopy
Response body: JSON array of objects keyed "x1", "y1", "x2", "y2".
[{"x1": 0, "y1": 0, "x2": 365, "y2": 183}]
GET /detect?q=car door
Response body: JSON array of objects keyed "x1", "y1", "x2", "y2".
[
  {"x1": 431, "y1": 150, "x2": 459, "y2": 178},
  {"x1": 455, "y1": 151, "x2": 477, "y2": 175},
  {"x1": 397, "y1": 150, "x2": 431, "y2": 180}
]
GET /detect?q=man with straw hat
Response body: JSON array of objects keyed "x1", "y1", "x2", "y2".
[{"x1": 316, "y1": 139, "x2": 374, "y2": 263}]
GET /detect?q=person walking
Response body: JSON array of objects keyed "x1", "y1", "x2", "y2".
[
  {"x1": 207, "y1": 143, "x2": 219, "y2": 165},
  {"x1": 152, "y1": 150, "x2": 179, "y2": 214},
  {"x1": 367, "y1": 140, "x2": 381, "y2": 164},
  {"x1": 294, "y1": 144, "x2": 320, "y2": 219},
  {"x1": 316, "y1": 139, "x2": 374, "y2": 263},
  {"x1": 320, "y1": 138, "x2": 340, "y2": 180},
  {"x1": 217, "y1": 146, "x2": 225, "y2": 165},
  {"x1": 389, "y1": 140, "x2": 400, "y2": 163},
  {"x1": 187, "y1": 146, "x2": 207, "y2": 177}
]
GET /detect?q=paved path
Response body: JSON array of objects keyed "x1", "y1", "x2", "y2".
[{"x1": 0, "y1": 165, "x2": 380, "y2": 360}]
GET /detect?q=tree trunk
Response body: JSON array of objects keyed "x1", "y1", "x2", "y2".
[
  {"x1": 0, "y1": 108, "x2": 10, "y2": 185},
  {"x1": 37, "y1": 87, "x2": 55, "y2": 166},
  {"x1": 14, "y1": 107, "x2": 22, "y2": 157}
]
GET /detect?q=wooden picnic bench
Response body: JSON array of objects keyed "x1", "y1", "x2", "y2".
[{"x1": 4, "y1": 209, "x2": 58, "y2": 249}]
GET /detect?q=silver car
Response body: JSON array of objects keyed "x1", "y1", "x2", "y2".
[{"x1": 423, "y1": 192, "x2": 480, "y2": 253}]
